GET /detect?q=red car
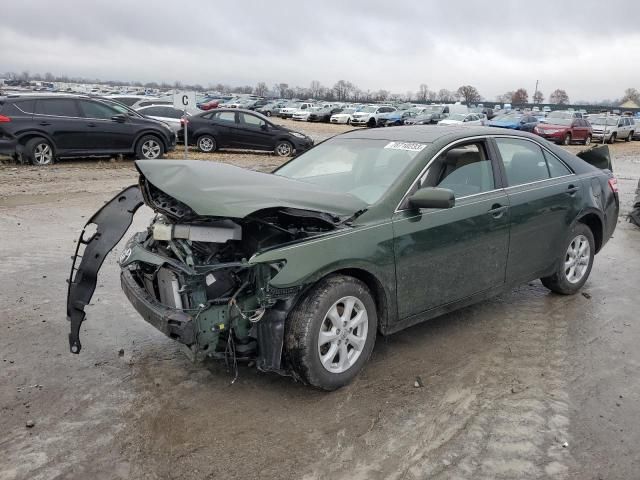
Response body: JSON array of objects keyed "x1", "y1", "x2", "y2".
[
  {"x1": 534, "y1": 117, "x2": 592, "y2": 145},
  {"x1": 197, "y1": 99, "x2": 220, "y2": 111}
]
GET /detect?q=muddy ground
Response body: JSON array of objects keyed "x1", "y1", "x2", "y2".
[{"x1": 1, "y1": 121, "x2": 639, "y2": 480}]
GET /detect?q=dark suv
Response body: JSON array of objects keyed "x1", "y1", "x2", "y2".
[{"x1": 0, "y1": 95, "x2": 176, "y2": 165}]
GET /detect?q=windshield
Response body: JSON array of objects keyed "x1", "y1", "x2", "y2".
[
  {"x1": 275, "y1": 138, "x2": 424, "y2": 204},
  {"x1": 341, "y1": 108, "x2": 356, "y2": 114},
  {"x1": 361, "y1": 106, "x2": 377, "y2": 113},
  {"x1": 544, "y1": 118, "x2": 573, "y2": 126},
  {"x1": 589, "y1": 116, "x2": 618, "y2": 126},
  {"x1": 547, "y1": 111, "x2": 573, "y2": 120},
  {"x1": 493, "y1": 114, "x2": 521, "y2": 122},
  {"x1": 448, "y1": 114, "x2": 467, "y2": 121}
]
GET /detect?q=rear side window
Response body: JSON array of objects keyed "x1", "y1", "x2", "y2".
[
  {"x1": 543, "y1": 150, "x2": 573, "y2": 177},
  {"x1": 112, "y1": 97, "x2": 138, "y2": 106},
  {"x1": 495, "y1": 138, "x2": 549, "y2": 186},
  {"x1": 14, "y1": 99, "x2": 36, "y2": 114},
  {"x1": 35, "y1": 99, "x2": 80, "y2": 117},
  {"x1": 140, "y1": 106, "x2": 165, "y2": 116},
  {"x1": 213, "y1": 111, "x2": 236, "y2": 124}
]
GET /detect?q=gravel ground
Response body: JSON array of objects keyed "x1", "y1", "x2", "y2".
[{"x1": 1, "y1": 122, "x2": 639, "y2": 480}]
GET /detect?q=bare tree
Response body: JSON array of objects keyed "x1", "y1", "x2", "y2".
[
  {"x1": 417, "y1": 84, "x2": 429, "y2": 102},
  {"x1": 533, "y1": 90, "x2": 544, "y2": 104},
  {"x1": 511, "y1": 88, "x2": 528, "y2": 104},
  {"x1": 333, "y1": 80, "x2": 355, "y2": 101},
  {"x1": 549, "y1": 89, "x2": 569, "y2": 105},
  {"x1": 254, "y1": 82, "x2": 268, "y2": 97},
  {"x1": 310, "y1": 80, "x2": 322, "y2": 99},
  {"x1": 437, "y1": 89, "x2": 454, "y2": 102},
  {"x1": 456, "y1": 85, "x2": 482, "y2": 105},
  {"x1": 277, "y1": 83, "x2": 289, "y2": 98},
  {"x1": 621, "y1": 88, "x2": 640, "y2": 104}
]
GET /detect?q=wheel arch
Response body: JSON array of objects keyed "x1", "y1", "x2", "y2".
[
  {"x1": 576, "y1": 210, "x2": 604, "y2": 253},
  {"x1": 133, "y1": 130, "x2": 168, "y2": 152}
]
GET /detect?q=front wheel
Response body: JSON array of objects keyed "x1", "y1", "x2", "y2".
[
  {"x1": 626, "y1": 131, "x2": 633, "y2": 142},
  {"x1": 541, "y1": 223, "x2": 595, "y2": 295},
  {"x1": 608, "y1": 133, "x2": 617, "y2": 144},
  {"x1": 274, "y1": 140, "x2": 293, "y2": 157},
  {"x1": 584, "y1": 134, "x2": 592, "y2": 146},
  {"x1": 136, "y1": 135, "x2": 164, "y2": 160},
  {"x1": 265, "y1": 111, "x2": 272, "y2": 117},
  {"x1": 285, "y1": 275, "x2": 377, "y2": 390},
  {"x1": 367, "y1": 118, "x2": 376, "y2": 128}
]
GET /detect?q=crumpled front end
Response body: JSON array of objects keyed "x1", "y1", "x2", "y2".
[{"x1": 67, "y1": 166, "x2": 353, "y2": 374}]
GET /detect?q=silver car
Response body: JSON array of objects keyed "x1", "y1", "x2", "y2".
[
  {"x1": 590, "y1": 115, "x2": 636, "y2": 143},
  {"x1": 136, "y1": 105, "x2": 189, "y2": 133}
]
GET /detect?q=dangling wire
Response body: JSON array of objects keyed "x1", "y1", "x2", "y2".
[{"x1": 224, "y1": 326, "x2": 239, "y2": 385}]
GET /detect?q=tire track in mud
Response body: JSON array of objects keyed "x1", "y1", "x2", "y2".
[{"x1": 303, "y1": 285, "x2": 575, "y2": 480}]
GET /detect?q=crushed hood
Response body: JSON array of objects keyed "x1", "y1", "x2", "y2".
[{"x1": 135, "y1": 160, "x2": 367, "y2": 219}]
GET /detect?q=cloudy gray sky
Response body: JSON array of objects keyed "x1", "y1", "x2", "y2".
[{"x1": 1, "y1": 0, "x2": 638, "y2": 101}]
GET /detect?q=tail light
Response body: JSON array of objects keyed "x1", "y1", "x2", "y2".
[
  {"x1": 0, "y1": 115, "x2": 11, "y2": 123},
  {"x1": 608, "y1": 177, "x2": 618, "y2": 193},
  {"x1": 180, "y1": 118, "x2": 189, "y2": 126}
]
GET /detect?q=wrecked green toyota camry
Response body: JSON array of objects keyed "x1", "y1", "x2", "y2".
[{"x1": 67, "y1": 126, "x2": 619, "y2": 390}]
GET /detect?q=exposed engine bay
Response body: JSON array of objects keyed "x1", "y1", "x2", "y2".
[{"x1": 68, "y1": 172, "x2": 352, "y2": 378}]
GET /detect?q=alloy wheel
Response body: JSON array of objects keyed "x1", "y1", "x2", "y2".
[
  {"x1": 564, "y1": 234, "x2": 591, "y2": 284},
  {"x1": 141, "y1": 139, "x2": 161, "y2": 159},
  {"x1": 198, "y1": 137, "x2": 215, "y2": 152},
  {"x1": 317, "y1": 296, "x2": 369, "y2": 374},
  {"x1": 33, "y1": 143, "x2": 53, "y2": 165},
  {"x1": 276, "y1": 142, "x2": 292, "y2": 156}
]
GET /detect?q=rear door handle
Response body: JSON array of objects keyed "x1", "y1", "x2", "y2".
[
  {"x1": 488, "y1": 204, "x2": 508, "y2": 218},
  {"x1": 39, "y1": 121, "x2": 51, "y2": 126},
  {"x1": 567, "y1": 184, "x2": 580, "y2": 195}
]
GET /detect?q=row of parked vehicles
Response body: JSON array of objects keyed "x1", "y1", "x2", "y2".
[{"x1": 1, "y1": 91, "x2": 637, "y2": 165}]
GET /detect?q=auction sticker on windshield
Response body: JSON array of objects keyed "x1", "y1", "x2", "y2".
[{"x1": 384, "y1": 141, "x2": 427, "y2": 152}]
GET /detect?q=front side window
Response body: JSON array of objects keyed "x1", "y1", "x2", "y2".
[
  {"x1": 495, "y1": 138, "x2": 550, "y2": 186},
  {"x1": 419, "y1": 143, "x2": 494, "y2": 198},
  {"x1": 239, "y1": 113, "x2": 265, "y2": 128},
  {"x1": 78, "y1": 100, "x2": 119, "y2": 119},
  {"x1": 35, "y1": 99, "x2": 80, "y2": 117}
]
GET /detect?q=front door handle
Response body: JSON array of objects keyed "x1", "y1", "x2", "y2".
[
  {"x1": 488, "y1": 204, "x2": 508, "y2": 218},
  {"x1": 39, "y1": 121, "x2": 51, "y2": 126},
  {"x1": 87, "y1": 123, "x2": 97, "y2": 127}
]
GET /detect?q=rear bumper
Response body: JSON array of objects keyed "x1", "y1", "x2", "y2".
[
  {"x1": 120, "y1": 269, "x2": 196, "y2": 345},
  {"x1": 0, "y1": 138, "x2": 18, "y2": 156}
]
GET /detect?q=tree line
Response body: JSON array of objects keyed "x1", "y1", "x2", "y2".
[{"x1": 2, "y1": 70, "x2": 637, "y2": 107}]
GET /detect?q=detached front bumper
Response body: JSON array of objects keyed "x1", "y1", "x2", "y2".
[{"x1": 120, "y1": 269, "x2": 195, "y2": 345}]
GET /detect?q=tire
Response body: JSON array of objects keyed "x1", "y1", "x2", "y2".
[
  {"x1": 265, "y1": 111, "x2": 272, "y2": 117},
  {"x1": 274, "y1": 140, "x2": 293, "y2": 157},
  {"x1": 563, "y1": 133, "x2": 571, "y2": 145},
  {"x1": 25, "y1": 137, "x2": 54, "y2": 165},
  {"x1": 608, "y1": 133, "x2": 616, "y2": 144},
  {"x1": 541, "y1": 222, "x2": 595, "y2": 295},
  {"x1": 197, "y1": 134, "x2": 217, "y2": 153},
  {"x1": 346, "y1": 118, "x2": 351, "y2": 125},
  {"x1": 285, "y1": 275, "x2": 377, "y2": 390},
  {"x1": 367, "y1": 118, "x2": 376, "y2": 128},
  {"x1": 626, "y1": 131, "x2": 633, "y2": 142},
  {"x1": 584, "y1": 135, "x2": 592, "y2": 146},
  {"x1": 135, "y1": 135, "x2": 164, "y2": 160}
]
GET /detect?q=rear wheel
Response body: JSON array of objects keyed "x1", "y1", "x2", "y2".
[
  {"x1": 626, "y1": 131, "x2": 633, "y2": 142},
  {"x1": 265, "y1": 111, "x2": 272, "y2": 117},
  {"x1": 584, "y1": 134, "x2": 592, "y2": 146},
  {"x1": 563, "y1": 133, "x2": 572, "y2": 145},
  {"x1": 136, "y1": 135, "x2": 164, "y2": 160},
  {"x1": 25, "y1": 137, "x2": 55, "y2": 165},
  {"x1": 197, "y1": 134, "x2": 217, "y2": 153},
  {"x1": 541, "y1": 222, "x2": 595, "y2": 295},
  {"x1": 285, "y1": 275, "x2": 377, "y2": 390},
  {"x1": 608, "y1": 133, "x2": 617, "y2": 144},
  {"x1": 274, "y1": 140, "x2": 293, "y2": 157}
]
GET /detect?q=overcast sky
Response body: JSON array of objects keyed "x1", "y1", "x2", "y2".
[{"x1": 1, "y1": 0, "x2": 638, "y2": 101}]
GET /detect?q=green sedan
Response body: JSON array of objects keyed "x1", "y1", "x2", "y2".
[{"x1": 67, "y1": 126, "x2": 619, "y2": 390}]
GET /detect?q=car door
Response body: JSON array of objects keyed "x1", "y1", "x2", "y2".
[
  {"x1": 76, "y1": 99, "x2": 134, "y2": 151},
  {"x1": 208, "y1": 111, "x2": 237, "y2": 147},
  {"x1": 392, "y1": 139, "x2": 510, "y2": 318},
  {"x1": 33, "y1": 98, "x2": 86, "y2": 153},
  {"x1": 493, "y1": 136, "x2": 582, "y2": 283},
  {"x1": 235, "y1": 112, "x2": 274, "y2": 150}
]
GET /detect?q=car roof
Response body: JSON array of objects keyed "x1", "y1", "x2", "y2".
[{"x1": 338, "y1": 125, "x2": 544, "y2": 143}]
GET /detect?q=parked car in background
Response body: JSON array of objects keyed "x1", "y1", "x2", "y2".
[
  {"x1": 589, "y1": 115, "x2": 635, "y2": 143},
  {"x1": 487, "y1": 113, "x2": 539, "y2": 132},
  {"x1": 136, "y1": 105, "x2": 189, "y2": 133},
  {"x1": 308, "y1": 106, "x2": 343, "y2": 122},
  {"x1": 545, "y1": 110, "x2": 583, "y2": 122},
  {"x1": 377, "y1": 106, "x2": 429, "y2": 127},
  {"x1": 256, "y1": 101, "x2": 287, "y2": 117},
  {"x1": 330, "y1": 107, "x2": 360, "y2": 124},
  {"x1": 292, "y1": 106, "x2": 320, "y2": 121},
  {"x1": 197, "y1": 99, "x2": 220, "y2": 111},
  {"x1": 68, "y1": 126, "x2": 619, "y2": 390},
  {"x1": 543, "y1": 106, "x2": 551, "y2": 114},
  {"x1": 437, "y1": 113, "x2": 485, "y2": 126},
  {"x1": 0, "y1": 95, "x2": 176, "y2": 164},
  {"x1": 350, "y1": 105, "x2": 396, "y2": 127},
  {"x1": 180, "y1": 108, "x2": 313, "y2": 156},
  {"x1": 279, "y1": 102, "x2": 314, "y2": 119},
  {"x1": 403, "y1": 104, "x2": 463, "y2": 125},
  {"x1": 533, "y1": 117, "x2": 592, "y2": 145},
  {"x1": 106, "y1": 94, "x2": 160, "y2": 107}
]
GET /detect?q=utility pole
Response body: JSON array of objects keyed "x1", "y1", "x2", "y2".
[{"x1": 534, "y1": 80, "x2": 539, "y2": 105}]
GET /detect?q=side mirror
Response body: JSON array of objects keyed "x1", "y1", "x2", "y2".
[
  {"x1": 111, "y1": 114, "x2": 127, "y2": 123},
  {"x1": 408, "y1": 187, "x2": 455, "y2": 210},
  {"x1": 260, "y1": 123, "x2": 268, "y2": 131}
]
